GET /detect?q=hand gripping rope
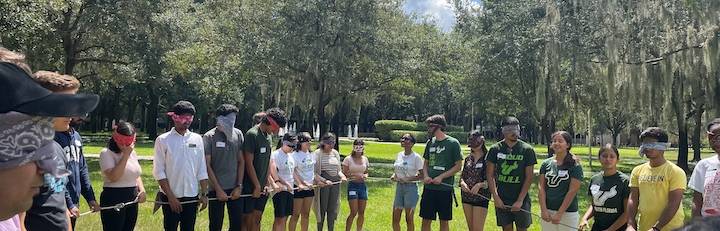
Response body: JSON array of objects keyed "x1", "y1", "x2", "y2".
[
  {"x1": 434, "y1": 182, "x2": 579, "y2": 230},
  {"x1": 78, "y1": 181, "x2": 344, "y2": 217}
]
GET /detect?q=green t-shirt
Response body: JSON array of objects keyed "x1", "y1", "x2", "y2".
[
  {"x1": 486, "y1": 140, "x2": 537, "y2": 205},
  {"x1": 540, "y1": 158, "x2": 584, "y2": 212},
  {"x1": 423, "y1": 136, "x2": 463, "y2": 191},
  {"x1": 588, "y1": 172, "x2": 630, "y2": 231},
  {"x1": 242, "y1": 125, "x2": 272, "y2": 193}
]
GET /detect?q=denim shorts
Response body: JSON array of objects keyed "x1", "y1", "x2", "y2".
[
  {"x1": 347, "y1": 182, "x2": 368, "y2": 200},
  {"x1": 393, "y1": 182, "x2": 419, "y2": 209}
]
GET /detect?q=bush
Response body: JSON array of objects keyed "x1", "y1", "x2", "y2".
[
  {"x1": 388, "y1": 130, "x2": 469, "y2": 144},
  {"x1": 415, "y1": 123, "x2": 465, "y2": 132},
  {"x1": 374, "y1": 120, "x2": 419, "y2": 140},
  {"x1": 389, "y1": 130, "x2": 429, "y2": 143},
  {"x1": 375, "y1": 120, "x2": 465, "y2": 141}
]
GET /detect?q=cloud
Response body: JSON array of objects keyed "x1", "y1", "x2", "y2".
[
  {"x1": 402, "y1": 0, "x2": 457, "y2": 32},
  {"x1": 402, "y1": 0, "x2": 483, "y2": 32}
]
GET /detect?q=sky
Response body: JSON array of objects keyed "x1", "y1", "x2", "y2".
[{"x1": 402, "y1": 0, "x2": 482, "y2": 32}]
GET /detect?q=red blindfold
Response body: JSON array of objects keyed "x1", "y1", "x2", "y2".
[{"x1": 112, "y1": 131, "x2": 136, "y2": 146}]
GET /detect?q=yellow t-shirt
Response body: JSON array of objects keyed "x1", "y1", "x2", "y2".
[{"x1": 629, "y1": 161, "x2": 687, "y2": 231}]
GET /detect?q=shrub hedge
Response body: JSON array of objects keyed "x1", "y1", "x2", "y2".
[{"x1": 374, "y1": 120, "x2": 465, "y2": 141}]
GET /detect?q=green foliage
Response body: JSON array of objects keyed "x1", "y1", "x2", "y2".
[
  {"x1": 374, "y1": 120, "x2": 464, "y2": 141},
  {"x1": 374, "y1": 120, "x2": 419, "y2": 140}
]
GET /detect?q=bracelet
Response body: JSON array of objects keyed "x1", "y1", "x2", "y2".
[{"x1": 652, "y1": 226, "x2": 660, "y2": 231}]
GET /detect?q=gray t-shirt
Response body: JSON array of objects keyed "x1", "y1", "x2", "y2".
[{"x1": 203, "y1": 127, "x2": 244, "y2": 191}]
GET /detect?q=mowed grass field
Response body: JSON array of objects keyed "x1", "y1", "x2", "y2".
[{"x1": 74, "y1": 137, "x2": 710, "y2": 230}]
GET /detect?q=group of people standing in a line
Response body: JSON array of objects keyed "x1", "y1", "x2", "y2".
[{"x1": 2, "y1": 47, "x2": 720, "y2": 231}]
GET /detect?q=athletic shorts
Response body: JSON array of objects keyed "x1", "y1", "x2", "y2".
[
  {"x1": 419, "y1": 188, "x2": 453, "y2": 221},
  {"x1": 293, "y1": 187, "x2": 315, "y2": 198},
  {"x1": 241, "y1": 194, "x2": 269, "y2": 214},
  {"x1": 272, "y1": 191, "x2": 294, "y2": 217},
  {"x1": 393, "y1": 183, "x2": 419, "y2": 209},
  {"x1": 347, "y1": 182, "x2": 368, "y2": 200},
  {"x1": 495, "y1": 198, "x2": 532, "y2": 228}
]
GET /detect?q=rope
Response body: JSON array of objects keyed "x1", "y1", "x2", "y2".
[
  {"x1": 436, "y1": 182, "x2": 578, "y2": 230},
  {"x1": 79, "y1": 181, "x2": 344, "y2": 216}
]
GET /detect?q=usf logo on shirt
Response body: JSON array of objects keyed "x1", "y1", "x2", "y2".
[
  {"x1": 591, "y1": 185, "x2": 618, "y2": 208},
  {"x1": 498, "y1": 153, "x2": 524, "y2": 183},
  {"x1": 545, "y1": 170, "x2": 570, "y2": 187}
]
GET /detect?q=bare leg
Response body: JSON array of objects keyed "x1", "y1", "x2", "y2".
[
  {"x1": 421, "y1": 219, "x2": 432, "y2": 231},
  {"x1": 404, "y1": 208, "x2": 415, "y2": 231},
  {"x1": 392, "y1": 208, "x2": 402, "y2": 231},
  {"x1": 345, "y1": 199, "x2": 358, "y2": 231},
  {"x1": 290, "y1": 199, "x2": 303, "y2": 231}
]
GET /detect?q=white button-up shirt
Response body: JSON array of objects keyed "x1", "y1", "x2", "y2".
[{"x1": 153, "y1": 128, "x2": 209, "y2": 198}]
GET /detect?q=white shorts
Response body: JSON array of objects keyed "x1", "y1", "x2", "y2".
[{"x1": 540, "y1": 210, "x2": 579, "y2": 231}]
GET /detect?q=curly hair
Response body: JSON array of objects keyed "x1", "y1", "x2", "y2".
[
  {"x1": 33, "y1": 71, "x2": 80, "y2": 92},
  {"x1": 262, "y1": 107, "x2": 287, "y2": 127}
]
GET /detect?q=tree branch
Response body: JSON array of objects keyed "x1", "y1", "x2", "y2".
[{"x1": 72, "y1": 58, "x2": 129, "y2": 65}]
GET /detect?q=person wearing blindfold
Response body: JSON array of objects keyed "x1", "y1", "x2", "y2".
[
  {"x1": 241, "y1": 108, "x2": 287, "y2": 231},
  {"x1": 289, "y1": 132, "x2": 316, "y2": 231},
  {"x1": 391, "y1": 133, "x2": 423, "y2": 231},
  {"x1": 419, "y1": 115, "x2": 463, "y2": 231},
  {"x1": 460, "y1": 130, "x2": 490, "y2": 231},
  {"x1": 689, "y1": 119, "x2": 720, "y2": 219},
  {"x1": 626, "y1": 127, "x2": 685, "y2": 231},
  {"x1": 313, "y1": 133, "x2": 347, "y2": 231},
  {"x1": 152, "y1": 101, "x2": 209, "y2": 231},
  {"x1": 203, "y1": 104, "x2": 245, "y2": 231},
  {"x1": 486, "y1": 116, "x2": 536, "y2": 231},
  {"x1": 342, "y1": 139, "x2": 370, "y2": 231},
  {"x1": 0, "y1": 48, "x2": 99, "y2": 231},
  {"x1": 269, "y1": 133, "x2": 301, "y2": 231},
  {"x1": 98, "y1": 121, "x2": 145, "y2": 231}
]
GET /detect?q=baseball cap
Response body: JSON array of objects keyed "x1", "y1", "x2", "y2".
[{"x1": 0, "y1": 62, "x2": 99, "y2": 117}]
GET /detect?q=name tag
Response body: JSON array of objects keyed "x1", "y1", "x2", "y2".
[
  {"x1": 216, "y1": 142, "x2": 226, "y2": 148},
  {"x1": 433, "y1": 166, "x2": 446, "y2": 171},
  {"x1": 558, "y1": 170, "x2": 568, "y2": 177},
  {"x1": 475, "y1": 163, "x2": 484, "y2": 169},
  {"x1": 74, "y1": 140, "x2": 82, "y2": 147},
  {"x1": 429, "y1": 147, "x2": 436, "y2": 153},
  {"x1": 188, "y1": 143, "x2": 197, "y2": 148},
  {"x1": 590, "y1": 184, "x2": 600, "y2": 192},
  {"x1": 349, "y1": 191, "x2": 357, "y2": 196},
  {"x1": 260, "y1": 147, "x2": 267, "y2": 154},
  {"x1": 328, "y1": 158, "x2": 339, "y2": 165},
  {"x1": 497, "y1": 153, "x2": 507, "y2": 159}
]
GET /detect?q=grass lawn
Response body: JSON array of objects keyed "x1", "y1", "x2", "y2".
[
  {"x1": 74, "y1": 155, "x2": 697, "y2": 231},
  {"x1": 84, "y1": 139, "x2": 717, "y2": 165}
]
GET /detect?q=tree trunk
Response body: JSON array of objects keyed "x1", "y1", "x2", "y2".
[
  {"x1": 692, "y1": 109, "x2": 703, "y2": 162},
  {"x1": 146, "y1": 86, "x2": 160, "y2": 140},
  {"x1": 671, "y1": 70, "x2": 689, "y2": 171}
]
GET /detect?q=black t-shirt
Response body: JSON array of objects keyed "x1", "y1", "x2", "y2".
[
  {"x1": 589, "y1": 172, "x2": 630, "y2": 231},
  {"x1": 25, "y1": 144, "x2": 69, "y2": 231}
]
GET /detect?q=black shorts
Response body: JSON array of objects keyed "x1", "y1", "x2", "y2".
[
  {"x1": 495, "y1": 198, "x2": 532, "y2": 228},
  {"x1": 462, "y1": 199, "x2": 489, "y2": 208},
  {"x1": 272, "y1": 191, "x2": 294, "y2": 217},
  {"x1": 293, "y1": 188, "x2": 315, "y2": 198},
  {"x1": 241, "y1": 194, "x2": 269, "y2": 214},
  {"x1": 419, "y1": 188, "x2": 453, "y2": 221}
]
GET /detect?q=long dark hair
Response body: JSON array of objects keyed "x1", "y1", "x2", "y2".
[
  {"x1": 551, "y1": 131, "x2": 576, "y2": 168},
  {"x1": 598, "y1": 143, "x2": 620, "y2": 160},
  {"x1": 469, "y1": 130, "x2": 488, "y2": 155},
  {"x1": 108, "y1": 121, "x2": 136, "y2": 153}
]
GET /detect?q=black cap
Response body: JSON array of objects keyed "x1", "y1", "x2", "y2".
[{"x1": 0, "y1": 62, "x2": 99, "y2": 117}]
